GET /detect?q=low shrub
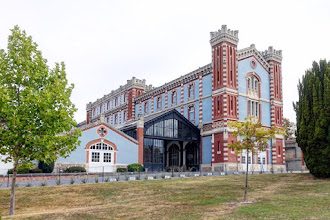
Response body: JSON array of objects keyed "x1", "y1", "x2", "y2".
[
  {"x1": 117, "y1": 168, "x2": 127, "y2": 172},
  {"x1": 29, "y1": 168, "x2": 43, "y2": 173},
  {"x1": 8, "y1": 167, "x2": 30, "y2": 174},
  {"x1": 64, "y1": 166, "x2": 86, "y2": 173},
  {"x1": 127, "y1": 163, "x2": 144, "y2": 172}
]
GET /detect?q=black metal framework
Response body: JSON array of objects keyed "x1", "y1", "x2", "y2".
[
  {"x1": 143, "y1": 109, "x2": 200, "y2": 171},
  {"x1": 122, "y1": 109, "x2": 201, "y2": 171}
]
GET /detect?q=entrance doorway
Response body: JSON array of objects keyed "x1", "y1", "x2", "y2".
[{"x1": 169, "y1": 144, "x2": 180, "y2": 166}]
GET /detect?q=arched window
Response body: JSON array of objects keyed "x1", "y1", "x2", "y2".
[
  {"x1": 89, "y1": 143, "x2": 114, "y2": 163},
  {"x1": 247, "y1": 75, "x2": 259, "y2": 96}
]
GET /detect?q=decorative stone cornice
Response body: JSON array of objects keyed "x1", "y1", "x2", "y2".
[
  {"x1": 261, "y1": 46, "x2": 282, "y2": 63},
  {"x1": 210, "y1": 25, "x2": 239, "y2": 46},
  {"x1": 238, "y1": 44, "x2": 270, "y2": 70},
  {"x1": 134, "y1": 63, "x2": 212, "y2": 103}
]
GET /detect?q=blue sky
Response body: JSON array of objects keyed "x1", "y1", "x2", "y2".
[{"x1": 1, "y1": 0, "x2": 329, "y2": 123}]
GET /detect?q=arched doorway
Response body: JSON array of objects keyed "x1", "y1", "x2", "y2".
[
  {"x1": 185, "y1": 142, "x2": 198, "y2": 170},
  {"x1": 169, "y1": 144, "x2": 180, "y2": 166}
]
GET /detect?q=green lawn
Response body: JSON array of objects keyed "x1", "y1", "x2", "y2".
[{"x1": 0, "y1": 173, "x2": 329, "y2": 219}]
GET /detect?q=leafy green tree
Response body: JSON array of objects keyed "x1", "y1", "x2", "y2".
[
  {"x1": 0, "y1": 26, "x2": 81, "y2": 215},
  {"x1": 38, "y1": 160, "x2": 55, "y2": 173},
  {"x1": 294, "y1": 60, "x2": 330, "y2": 178},
  {"x1": 283, "y1": 118, "x2": 295, "y2": 140},
  {"x1": 228, "y1": 117, "x2": 284, "y2": 201}
]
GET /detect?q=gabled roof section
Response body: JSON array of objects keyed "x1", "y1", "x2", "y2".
[
  {"x1": 78, "y1": 119, "x2": 138, "y2": 145},
  {"x1": 143, "y1": 109, "x2": 200, "y2": 141},
  {"x1": 238, "y1": 44, "x2": 270, "y2": 71}
]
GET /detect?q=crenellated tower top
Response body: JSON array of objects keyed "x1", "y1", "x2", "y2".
[
  {"x1": 261, "y1": 46, "x2": 282, "y2": 63},
  {"x1": 210, "y1": 25, "x2": 239, "y2": 46}
]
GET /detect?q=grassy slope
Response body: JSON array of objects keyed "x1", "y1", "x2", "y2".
[{"x1": 0, "y1": 174, "x2": 329, "y2": 219}]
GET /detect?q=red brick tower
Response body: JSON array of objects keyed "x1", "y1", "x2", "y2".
[
  {"x1": 262, "y1": 47, "x2": 285, "y2": 170},
  {"x1": 210, "y1": 25, "x2": 239, "y2": 172}
]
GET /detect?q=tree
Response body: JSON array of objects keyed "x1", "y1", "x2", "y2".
[
  {"x1": 0, "y1": 26, "x2": 81, "y2": 215},
  {"x1": 228, "y1": 117, "x2": 284, "y2": 201},
  {"x1": 283, "y1": 118, "x2": 295, "y2": 140},
  {"x1": 294, "y1": 60, "x2": 330, "y2": 178}
]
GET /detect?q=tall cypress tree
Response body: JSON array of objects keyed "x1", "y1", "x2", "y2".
[{"x1": 294, "y1": 60, "x2": 330, "y2": 178}]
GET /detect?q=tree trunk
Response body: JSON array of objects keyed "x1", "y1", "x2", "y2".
[
  {"x1": 9, "y1": 159, "x2": 19, "y2": 216},
  {"x1": 244, "y1": 150, "x2": 249, "y2": 201}
]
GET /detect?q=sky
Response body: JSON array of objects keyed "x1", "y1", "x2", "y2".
[{"x1": 0, "y1": 0, "x2": 329, "y2": 124}]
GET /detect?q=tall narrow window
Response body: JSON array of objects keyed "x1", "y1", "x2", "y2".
[
  {"x1": 144, "y1": 102, "x2": 148, "y2": 114},
  {"x1": 217, "y1": 141, "x2": 221, "y2": 153},
  {"x1": 123, "y1": 111, "x2": 127, "y2": 122},
  {"x1": 172, "y1": 91, "x2": 177, "y2": 104},
  {"x1": 115, "y1": 97, "x2": 118, "y2": 106},
  {"x1": 157, "y1": 97, "x2": 161, "y2": 109},
  {"x1": 188, "y1": 105, "x2": 195, "y2": 121},
  {"x1": 124, "y1": 92, "x2": 127, "y2": 102},
  {"x1": 188, "y1": 83, "x2": 194, "y2": 98},
  {"x1": 242, "y1": 156, "x2": 246, "y2": 164},
  {"x1": 114, "y1": 114, "x2": 118, "y2": 125},
  {"x1": 278, "y1": 146, "x2": 281, "y2": 155}
]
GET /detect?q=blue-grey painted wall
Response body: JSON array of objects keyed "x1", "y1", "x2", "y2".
[
  {"x1": 238, "y1": 58, "x2": 270, "y2": 100},
  {"x1": 262, "y1": 102, "x2": 271, "y2": 126},
  {"x1": 202, "y1": 97, "x2": 212, "y2": 123},
  {"x1": 202, "y1": 74, "x2": 212, "y2": 97},
  {"x1": 202, "y1": 136, "x2": 212, "y2": 163},
  {"x1": 239, "y1": 96, "x2": 247, "y2": 121},
  {"x1": 57, "y1": 126, "x2": 138, "y2": 165}
]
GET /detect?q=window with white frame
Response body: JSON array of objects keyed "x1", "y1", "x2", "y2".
[
  {"x1": 92, "y1": 152, "x2": 100, "y2": 162},
  {"x1": 248, "y1": 100, "x2": 259, "y2": 117},
  {"x1": 242, "y1": 156, "x2": 246, "y2": 164},
  {"x1": 248, "y1": 156, "x2": 251, "y2": 164},
  {"x1": 188, "y1": 83, "x2": 194, "y2": 99},
  {"x1": 172, "y1": 90, "x2": 177, "y2": 104},
  {"x1": 90, "y1": 143, "x2": 114, "y2": 164},
  {"x1": 258, "y1": 157, "x2": 261, "y2": 164},
  {"x1": 188, "y1": 105, "x2": 195, "y2": 121},
  {"x1": 123, "y1": 111, "x2": 127, "y2": 122},
  {"x1": 262, "y1": 158, "x2": 266, "y2": 165},
  {"x1": 247, "y1": 75, "x2": 259, "y2": 96},
  {"x1": 144, "y1": 102, "x2": 148, "y2": 114},
  {"x1": 114, "y1": 114, "x2": 118, "y2": 125},
  {"x1": 157, "y1": 97, "x2": 162, "y2": 109},
  {"x1": 103, "y1": 153, "x2": 111, "y2": 163}
]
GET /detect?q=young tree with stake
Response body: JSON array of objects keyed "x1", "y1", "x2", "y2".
[
  {"x1": 228, "y1": 117, "x2": 284, "y2": 201},
  {"x1": 0, "y1": 26, "x2": 81, "y2": 215}
]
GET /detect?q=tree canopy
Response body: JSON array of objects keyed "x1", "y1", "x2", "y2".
[
  {"x1": 228, "y1": 117, "x2": 284, "y2": 201},
  {"x1": 0, "y1": 25, "x2": 81, "y2": 215},
  {"x1": 283, "y1": 118, "x2": 295, "y2": 140},
  {"x1": 294, "y1": 60, "x2": 330, "y2": 178}
]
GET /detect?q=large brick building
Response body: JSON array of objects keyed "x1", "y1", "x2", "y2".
[{"x1": 57, "y1": 25, "x2": 285, "y2": 173}]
